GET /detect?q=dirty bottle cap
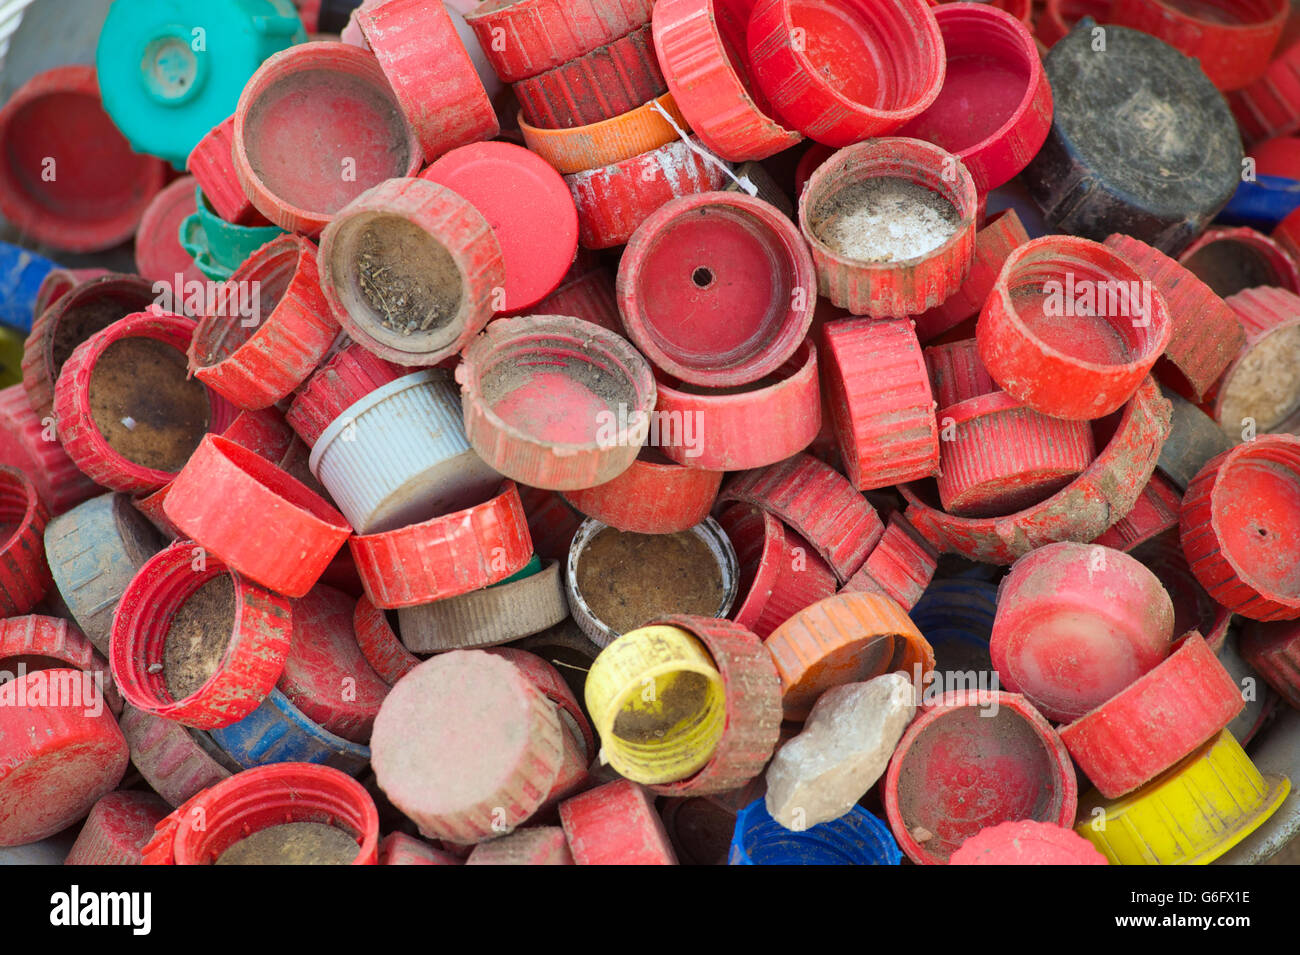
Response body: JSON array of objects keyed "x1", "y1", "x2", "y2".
[
  {"x1": 950, "y1": 820, "x2": 1108, "y2": 865},
  {"x1": 1060, "y1": 632, "x2": 1243, "y2": 798},
  {"x1": 1109, "y1": 0, "x2": 1286, "y2": 91},
  {"x1": 370, "y1": 651, "x2": 566, "y2": 843},
  {"x1": 516, "y1": 24, "x2": 665, "y2": 130},
  {"x1": 1076, "y1": 728, "x2": 1289, "y2": 865},
  {"x1": 233, "y1": 42, "x2": 423, "y2": 235},
  {"x1": 0, "y1": 669, "x2": 129, "y2": 847},
  {"x1": 135, "y1": 176, "x2": 205, "y2": 286},
  {"x1": 422, "y1": 142, "x2": 578, "y2": 312},
  {"x1": 884, "y1": 690, "x2": 1078, "y2": 865},
  {"x1": 897, "y1": 3, "x2": 1053, "y2": 192},
  {"x1": 189, "y1": 235, "x2": 339, "y2": 411},
  {"x1": 563, "y1": 449, "x2": 723, "y2": 536},
  {"x1": 0, "y1": 65, "x2": 167, "y2": 252},
  {"x1": 990, "y1": 541, "x2": 1176, "y2": 723},
  {"x1": 0, "y1": 466, "x2": 53, "y2": 618},
  {"x1": 653, "y1": 341, "x2": 823, "y2": 472},
  {"x1": 558, "y1": 779, "x2": 678, "y2": 864},
  {"x1": 618, "y1": 191, "x2": 815, "y2": 387},
  {"x1": 840, "y1": 513, "x2": 940, "y2": 611},
  {"x1": 353, "y1": 595, "x2": 420, "y2": 686},
  {"x1": 118, "y1": 704, "x2": 235, "y2": 807},
  {"x1": 1022, "y1": 20, "x2": 1243, "y2": 255},
  {"x1": 652, "y1": 0, "x2": 803, "y2": 162},
  {"x1": 206, "y1": 687, "x2": 372, "y2": 776},
  {"x1": 358, "y1": 0, "x2": 499, "y2": 164},
  {"x1": 718, "y1": 452, "x2": 883, "y2": 583},
  {"x1": 746, "y1": 0, "x2": 947, "y2": 147},
  {"x1": 64, "y1": 791, "x2": 172, "y2": 865}
]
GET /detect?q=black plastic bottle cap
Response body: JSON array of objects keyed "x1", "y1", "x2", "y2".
[{"x1": 1023, "y1": 19, "x2": 1243, "y2": 255}]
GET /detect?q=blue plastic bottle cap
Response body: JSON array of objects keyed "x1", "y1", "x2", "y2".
[
  {"x1": 0, "y1": 241, "x2": 58, "y2": 334},
  {"x1": 207, "y1": 688, "x2": 371, "y2": 776},
  {"x1": 1217, "y1": 174, "x2": 1300, "y2": 232},
  {"x1": 728, "y1": 799, "x2": 902, "y2": 866},
  {"x1": 95, "y1": 0, "x2": 306, "y2": 169}
]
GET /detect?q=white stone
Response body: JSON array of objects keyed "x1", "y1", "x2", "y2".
[{"x1": 764, "y1": 673, "x2": 917, "y2": 830}]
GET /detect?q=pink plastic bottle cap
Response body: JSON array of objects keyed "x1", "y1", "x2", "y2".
[{"x1": 422, "y1": 142, "x2": 578, "y2": 313}]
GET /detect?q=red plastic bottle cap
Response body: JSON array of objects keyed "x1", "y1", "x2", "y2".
[
  {"x1": 515, "y1": 24, "x2": 665, "y2": 129},
  {"x1": 135, "y1": 176, "x2": 205, "y2": 286},
  {"x1": 883, "y1": 690, "x2": 1078, "y2": 865},
  {"x1": 821, "y1": 317, "x2": 939, "y2": 490},
  {"x1": 422, "y1": 142, "x2": 578, "y2": 312},
  {"x1": 840, "y1": 513, "x2": 939, "y2": 611},
  {"x1": 145, "y1": 763, "x2": 380, "y2": 865},
  {"x1": 1110, "y1": 0, "x2": 1286, "y2": 91},
  {"x1": 399, "y1": 558, "x2": 568, "y2": 652},
  {"x1": 378, "y1": 831, "x2": 463, "y2": 865},
  {"x1": 652, "y1": 0, "x2": 803, "y2": 162},
  {"x1": 1214, "y1": 287, "x2": 1300, "y2": 434},
  {"x1": 0, "y1": 467, "x2": 52, "y2": 617},
  {"x1": 720, "y1": 504, "x2": 837, "y2": 639},
  {"x1": 109, "y1": 539, "x2": 293, "y2": 729},
  {"x1": 371, "y1": 650, "x2": 566, "y2": 842},
  {"x1": 746, "y1": 0, "x2": 946, "y2": 146},
  {"x1": 233, "y1": 42, "x2": 423, "y2": 235},
  {"x1": 563, "y1": 447, "x2": 722, "y2": 535},
  {"x1": 902, "y1": 377, "x2": 1173, "y2": 563},
  {"x1": 0, "y1": 65, "x2": 166, "y2": 253},
  {"x1": 896, "y1": 4, "x2": 1051, "y2": 193},
  {"x1": 924, "y1": 337, "x2": 997, "y2": 408},
  {"x1": 33, "y1": 268, "x2": 111, "y2": 320},
  {"x1": 936, "y1": 390, "x2": 1098, "y2": 517},
  {"x1": 1232, "y1": 39, "x2": 1300, "y2": 143},
  {"x1": 53, "y1": 311, "x2": 220, "y2": 494},
  {"x1": 950, "y1": 820, "x2": 1108, "y2": 865},
  {"x1": 278, "y1": 585, "x2": 388, "y2": 744},
  {"x1": 531, "y1": 264, "x2": 622, "y2": 332},
  {"x1": 1060, "y1": 632, "x2": 1243, "y2": 798},
  {"x1": 913, "y1": 209, "x2": 1031, "y2": 343},
  {"x1": 456, "y1": 315, "x2": 656, "y2": 491},
  {"x1": 465, "y1": 826, "x2": 575, "y2": 865},
  {"x1": 977, "y1": 235, "x2": 1175, "y2": 420},
  {"x1": 464, "y1": 0, "x2": 653, "y2": 83},
  {"x1": 0, "y1": 615, "x2": 119, "y2": 714},
  {"x1": 653, "y1": 340, "x2": 822, "y2": 471},
  {"x1": 558, "y1": 779, "x2": 678, "y2": 864},
  {"x1": 358, "y1": 0, "x2": 498, "y2": 163},
  {"x1": 189, "y1": 236, "x2": 339, "y2": 411},
  {"x1": 164, "y1": 435, "x2": 352, "y2": 598},
  {"x1": 1240, "y1": 617, "x2": 1300, "y2": 708},
  {"x1": 566, "y1": 137, "x2": 732, "y2": 249},
  {"x1": 518, "y1": 485, "x2": 584, "y2": 563},
  {"x1": 991, "y1": 541, "x2": 1176, "y2": 722},
  {"x1": 1103, "y1": 233, "x2": 1247, "y2": 402},
  {"x1": 0, "y1": 669, "x2": 129, "y2": 847},
  {"x1": 186, "y1": 115, "x2": 271, "y2": 227},
  {"x1": 319, "y1": 177, "x2": 505, "y2": 366},
  {"x1": 1092, "y1": 472, "x2": 1183, "y2": 552},
  {"x1": 718, "y1": 452, "x2": 883, "y2": 583},
  {"x1": 353, "y1": 594, "x2": 420, "y2": 686},
  {"x1": 799, "y1": 138, "x2": 980, "y2": 318},
  {"x1": 1182, "y1": 226, "x2": 1300, "y2": 298},
  {"x1": 64, "y1": 790, "x2": 172, "y2": 865},
  {"x1": 349, "y1": 481, "x2": 533, "y2": 609},
  {"x1": 617, "y1": 191, "x2": 815, "y2": 387},
  {"x1": 640, "y1": 614, "x2": 782, "y2": 797},
  {"x1": 23, "y1": 273, "x2": 157, "y2": 421},
  {"x1": 286, "y1": 343, "x2": 406, "y2": 448},
  {"x1": 0, "y1": 386, "x2": 99, "y2": 518},
  {"x1": 1180, "y1": 433, "x2": 1300, "y2": 621},
  {"x1": 118, "y1": 704, "x2": 235, "y2": 807},
  {"x1": 1036, "y1": 0, "x2": 1113, "y2": 48}
]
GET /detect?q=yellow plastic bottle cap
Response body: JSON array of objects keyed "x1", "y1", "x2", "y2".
[
  {"x1": 1075, "y1": 729, "x2": 1290, "y2": 865},
  {"x1": 584, "y1": 624, "x2": 726, "y2": 785}
]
